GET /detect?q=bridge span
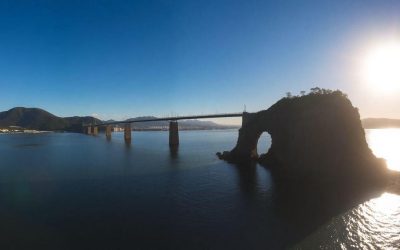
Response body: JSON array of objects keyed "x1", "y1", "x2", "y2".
[{"x1": 83, "y1": 112, "x2": 244, "y2": 146}]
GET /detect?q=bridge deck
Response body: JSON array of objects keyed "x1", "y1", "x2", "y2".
[{"x1": 85, "y1": 113, "x2": 243, "y2": 126}]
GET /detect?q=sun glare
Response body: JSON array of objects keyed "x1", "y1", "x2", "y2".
[
  {"x1": 363, "y1": 41, "x2": 400, "y2": 93},
  {"x1": 366, "y1": 129, "x2": 400, "y2": 171}
]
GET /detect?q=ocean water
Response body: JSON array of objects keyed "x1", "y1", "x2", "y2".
[
  {"x1": 298, "y1": 129, "x2": 400, "y2": 249},
  {"x1": 0, "y1": 129, "x2": 398, "y2": 249}
]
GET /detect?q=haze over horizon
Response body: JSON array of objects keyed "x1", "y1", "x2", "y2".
[{"x1": 1, "y1": 0, "x2": 399, "y2": 125}]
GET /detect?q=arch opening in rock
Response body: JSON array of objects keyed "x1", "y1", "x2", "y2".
[
  {"x1": 216, "y1": 112, "x2": 271, "y2": 162},
  {"x1": 257, "y1": 131, "x2": 272, "y2": 159}
]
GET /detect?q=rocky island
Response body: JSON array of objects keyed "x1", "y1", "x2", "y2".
[
  {"x1": 218, "y1": 89, "x2": 392, "y2": 191},
  {"x1": 218, "y1": 88, "x2": 399, "y2": 243}
]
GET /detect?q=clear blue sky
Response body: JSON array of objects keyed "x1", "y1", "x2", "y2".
[{"x1": 0, "y1": 0, "x2": 399, "y2": 123}]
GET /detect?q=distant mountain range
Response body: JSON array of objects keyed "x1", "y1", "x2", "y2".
[
  {"x1": 123, "y1": 116, "x2": 233, "y2": 130},
  {"x1": 362, "y1": 118, "x2": 400, "y2": 129},
  {"x1": 0, "y1": 107, "x2": 101, "y2": 132},
  {"x1": 0, "y1": 107, "x2": 238, "y2": 132}
]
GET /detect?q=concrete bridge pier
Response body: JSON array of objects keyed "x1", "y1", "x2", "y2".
[
  {"x1": 87, "y1": 126, "x2": 92, "y2": 135},
  {"x1": 93, "y1": 126, "x2": 98, "y2": 136},
  {"x1": 169, "y1": 121, "x2": 179, "y2": 147},
  {"x1": 105, "y1": 125, "x2": 112, "y2": 140},
  {"x1": 124, "y1": 124, "x2": 131, "y2": 143}
]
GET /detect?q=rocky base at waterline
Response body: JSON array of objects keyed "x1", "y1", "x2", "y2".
[{"x1": 217, "y1": 90, "x2": 390, "y2": 189}]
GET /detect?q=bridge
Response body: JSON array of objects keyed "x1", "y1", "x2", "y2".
[{"x1": 83, "y1": 113, "x2": 244, "y2": 146}]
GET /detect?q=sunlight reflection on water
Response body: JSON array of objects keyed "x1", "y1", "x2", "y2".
[
  {"x1": 344, "y1": 192, "x2": 400, "y2": 249},
  {"x1": 342, "y1": 130, "x2": 400, "y2": 248},
  {"x1": 366, "y1": 129, "x2": 400, "y2": 171},
  {"x1": 299, "y1": 192, "x2": 400, "y2": 249},
  {"x1": 298, "y1": 129, "x2": 400, "y2": 249}
]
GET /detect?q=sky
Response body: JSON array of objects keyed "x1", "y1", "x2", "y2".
[{"x1": 0, "y1": 0, "x2": 399, "y2": 124}]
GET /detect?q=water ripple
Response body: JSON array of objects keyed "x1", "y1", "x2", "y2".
[{"x1": 299, "y1": 192, "x2": 400, "y2": 249}]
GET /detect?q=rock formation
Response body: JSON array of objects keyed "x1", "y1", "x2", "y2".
[{"x1": 218, "y1": 90, "x2": 389, "y2": 187}]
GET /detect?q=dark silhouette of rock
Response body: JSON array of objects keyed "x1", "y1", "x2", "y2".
[
  {"x1": 218, "y1": 89, "x2": 400, "y2": 248},
  {"x1": 218, "y1": 90, "x2": 389, "y2": 188}
]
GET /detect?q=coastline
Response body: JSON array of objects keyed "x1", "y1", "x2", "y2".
[{"x1": 0, "y1": 130, "x2": 52, "y2": 134}]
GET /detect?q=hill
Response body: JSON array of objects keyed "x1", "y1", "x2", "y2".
[{"x1": 0, "y1": 107, "x2": 100, "y2": 132}]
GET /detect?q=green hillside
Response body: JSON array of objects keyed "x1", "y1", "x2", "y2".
[{"x1": 0, "y1": 107, "x2": 100, "y2": 132}]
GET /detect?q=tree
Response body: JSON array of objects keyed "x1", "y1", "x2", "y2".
[{"x1": 310, "y1": 87, "x2": 322, "y2": 94}]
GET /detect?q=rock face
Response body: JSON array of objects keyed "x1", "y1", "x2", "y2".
[{"x1": 219, "y1": 91, "x2": 389, "y2": 186}]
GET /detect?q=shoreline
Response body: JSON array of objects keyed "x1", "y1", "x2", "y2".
[
  {"x1": 0, "y1": 127, "x2": 239, "y2": 134},
  {"x1": 1, "y1": 127, "x2": 397, "y2": 135},
  {"x1": 0, "y1": 130, "x2": 52, "y2": 134}
]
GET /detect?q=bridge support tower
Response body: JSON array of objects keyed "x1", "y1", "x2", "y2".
[
  {"x1": 93, "y1": 126, "x2": 98, "y2": 136},
  {"x1": 105, "y1": 125, "x2": 112, "y2": 140},
  {"x1": 124, "y1": 124, "x2": 131, "y2": 143},
  {"x1": 169, "y1": 121, "x2": 179, "y2": 147},
  {"x1": 87, "y1": 126, "x2": 92, "y2": 135}
]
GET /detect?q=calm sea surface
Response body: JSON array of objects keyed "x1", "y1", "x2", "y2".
[{"x1": 0, "y1": 129, "x2": 398, "y2": 249}]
